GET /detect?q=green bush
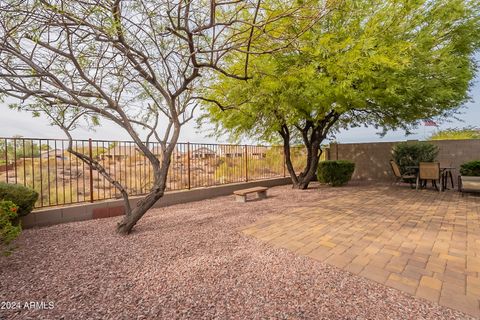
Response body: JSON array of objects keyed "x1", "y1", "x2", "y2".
[
  {"x1": 317, "y1": 160, "x2": 355, "y2": 186},
  {"x1": 0, "y1": 200, "x2": 21, "y2": 256},
  {"x1": 391, "y1": 142, "x2": 439, "y2": 174},
  {"x1": 0, "y1": 183, "x2": 38, "y2": 218},
  {"x1": 460, "y1": 160, "x2": 480, "y2": 176}
]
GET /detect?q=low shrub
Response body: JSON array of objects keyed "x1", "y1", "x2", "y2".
[
  {"x1": 0, "y1": 200, "x2": 21, "y2": 256},
  {"x1": 391, "y1": 142, "x2": 439, "y2": 174},
  {"x1": 317, "y1": 160, "x2": 355, "y2": 186},
  {"x1": 460, "y1": 160, "x2": 480, "y2": 176},
  {"x1": 0, "y1": 183, "x2": 38, "y2": 218}
]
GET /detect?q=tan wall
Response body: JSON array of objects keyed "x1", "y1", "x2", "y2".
[
  {"x1": 329, "y1": 139, "x2": 480, "y2": 181},
  {"x1": 22, "y1": 177, "x2": 292, "y2": 228}
]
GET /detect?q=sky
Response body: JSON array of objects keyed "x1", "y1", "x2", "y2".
[{"x1": 0, "y1": 74, "x2": 479, "y2": 145}]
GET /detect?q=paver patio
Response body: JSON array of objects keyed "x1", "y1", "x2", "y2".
[{"x1": 242, "y1": 185, "x2": 480, "y2": 317}]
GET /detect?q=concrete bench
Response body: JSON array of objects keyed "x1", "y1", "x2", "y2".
[{"x1": 233, "y1": 186, "x2": 268, "y2": 202}]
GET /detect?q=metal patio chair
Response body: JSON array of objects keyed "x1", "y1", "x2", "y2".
[
  {"x1": 419, "y1": 162, "x2": 441, "y2": 191},
  {"x1": 390, "y1": 160, "x2": 416, "y2": 188}
]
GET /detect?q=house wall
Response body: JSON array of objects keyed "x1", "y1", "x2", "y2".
[
  {"x1": 328, "y1": 139, "x2": 480, "y2": 182},
  {"x1": 0, "y1": 163, "x2": 14, "y2": 172}
]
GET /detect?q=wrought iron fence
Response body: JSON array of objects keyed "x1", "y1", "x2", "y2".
[{"x1": 0, "y1": 137, "x2": 314, "y2": 209}]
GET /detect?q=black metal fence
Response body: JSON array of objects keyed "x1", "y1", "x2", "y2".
[{"x1": 0, "y1": 138, "x2": 311, "y2": 208}]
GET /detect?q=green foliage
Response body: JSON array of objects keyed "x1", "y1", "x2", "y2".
[
  {"x1": 392, "y1": 142, "x2": 439, "y2": 174},
  {"x1": 429, "y1": 127, "x2": 480, "y2": 140},
  {"x1": 0, "y1": 200, "x2": 21, "y2": 256},
  {"x1": 460, "y1": 160, "x2": 480, "y2": 176},
  {"x1": 201, "y1": 0, "x2": 480, "y2": 142},
  {"x1": 317, "y1": 160, "x2": 355, "y2": 187},
  {"x1": 0, "y1": 183, "x2": 39, "y2": 218},
  {"x1": 0, "y1": 138, "x2": 41, "y2": 160}
]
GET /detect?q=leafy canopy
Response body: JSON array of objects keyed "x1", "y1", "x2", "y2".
[
  {"x1": 200, "y1": 0, "x2": 480, "y2": 143},
  {"x1": 429, "y1": 127, "x2": 480, "y2": 140}
]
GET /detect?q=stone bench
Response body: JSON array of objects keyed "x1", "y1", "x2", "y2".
[{"x1": 233, "y1": 186, "x2": 268, "y2": 202}]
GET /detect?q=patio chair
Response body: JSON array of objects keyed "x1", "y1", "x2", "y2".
[
  {"x1": 390, "y1": 160, "x2": 416, "y2": 188},
  {"x1": 419, "y1": 162, "x2": 441, "y2": 191}
]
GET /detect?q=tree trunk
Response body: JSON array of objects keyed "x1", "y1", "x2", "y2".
[
  {"x1": 279, "y1": 112, "x2": 340, "y2": 190},
  {"x1": 116, "y1": 187, "x2": 165, "y2": 234},
  {"x1": 280, "y1": 124, "x2": 323, "y2": 190},
  {"x1": 115, "y1": 127, "x2": 178, "y2": 235},
  {"x1": 290, "y1": 144, "x2": 322, "y2": 190}
]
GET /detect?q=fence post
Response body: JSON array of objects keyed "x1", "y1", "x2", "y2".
[
  {"x1": 4, "y1": 138, "x2": 8, "y2": 184},
  {"x1": 187, "y1": 142, "x2": 191, "y2": 189},
  {"x1": 13, "y1": 137, "x2": 17, "y2": 184},
  {"x1": 244, "y1": 145, "x2": 248, "y2": 182},
  {"x1": 88, "y1": 138, "x2": 94, "y2": 203}
]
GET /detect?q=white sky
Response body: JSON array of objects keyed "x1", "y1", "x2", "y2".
[{"x1": 0, "y1": 76, "x2": 478, "y2": 145}]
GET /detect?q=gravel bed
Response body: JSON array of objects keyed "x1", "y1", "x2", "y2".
[{"x1": 0, "y1": 183, "x2": 473, "y2": 319}]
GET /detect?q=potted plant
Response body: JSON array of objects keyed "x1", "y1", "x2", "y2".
[{"x1": 459, "y1": 160, "x2": 480, "y2": 193}]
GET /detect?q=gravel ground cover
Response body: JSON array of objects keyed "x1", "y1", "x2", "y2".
[{"x1": 0, "y1": 183, "x2": 474, "y2": 319}]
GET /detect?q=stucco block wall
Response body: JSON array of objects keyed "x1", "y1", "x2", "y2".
[
  {"x1": 329, "y1": 139, "x2": 480, "y2": 181},
  {"x1": 23, "y1": 177, "x2": 292, "y2": 228}
]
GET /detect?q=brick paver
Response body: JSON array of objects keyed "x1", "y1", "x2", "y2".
[{"x1": 241, "y1": 185, "x2": 480, "y2": 317}]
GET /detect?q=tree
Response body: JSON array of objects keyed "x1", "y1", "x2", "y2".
[
  {"x1": 0, "y1": 0, "x2": 318, "y2": 234},
  {"x1": 201, "y1": 0, "x2": 480, "y2": 189},
  {"x1": 429, "y1": 127, "x2": 480, "y2": 140},
  {"x1": 0, "y1": 137, "x2": 41, "y2": 163}
]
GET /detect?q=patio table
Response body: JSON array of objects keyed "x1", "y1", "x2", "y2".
[{"x1": 405, "y1": 165, "x2": 455, "y2": 191}]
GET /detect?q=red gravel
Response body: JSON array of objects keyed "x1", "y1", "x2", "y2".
[{"x1": 0, "y1": 183, "x2": 473, "y2": 319}]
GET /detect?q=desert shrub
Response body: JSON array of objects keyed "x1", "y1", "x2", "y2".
[
  {"x1": 317, "y1": 160, "x2": 355, "y2": 186},
  {"x1": 0, "y1": 183, "x2": 39, "y2": 218},
  {"x1": 392, "y1": 142, "x2": 439, "y2": 174},
  {"x1": 460, "y1": 160, "x2": 480, "y2": 176},
  {"x1": 0, "y1": 200, "x2": 21, "y2": 256}
]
